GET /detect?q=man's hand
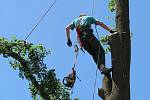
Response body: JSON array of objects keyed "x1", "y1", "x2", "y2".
[
  {"x1": 109, "y1": 30, "x2": 116, "y2": 34},
  {"x1": 67, "y1": 38, "x2": 72, "y2": 47}
]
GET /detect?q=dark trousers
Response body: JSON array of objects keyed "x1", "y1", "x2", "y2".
[{"x1": 79, "y1": 31, "x2": 105, "y2": 69}]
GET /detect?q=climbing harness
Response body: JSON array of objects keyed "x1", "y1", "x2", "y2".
[
  {"x1": 63, "y1": 44, "x2": 81, "y2": 90},
  {"x1": 25, "y1": 0, "x2": 57, "y2": 40}
]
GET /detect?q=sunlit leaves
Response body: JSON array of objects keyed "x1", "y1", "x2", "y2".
[
  {"x1": 108, "y1": 0, "x2": 116, "y2": 12},
  {"x1": 74, "y1": 98, "x2": 80, "y2": 100},
  {"x1": 0, "y1": 37, "x2": 70, "y2": 100},
  {"x1": 100, "y1": 35, "x2": 111, "y2": 53}
]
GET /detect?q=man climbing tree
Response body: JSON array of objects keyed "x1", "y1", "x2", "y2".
[{"x1": 65, "y1": 13, "x2": 115, "y2": 74}]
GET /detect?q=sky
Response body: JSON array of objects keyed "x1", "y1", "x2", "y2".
[{"x1": 0, "y1": 0, "x2": 149, "y2": 100}]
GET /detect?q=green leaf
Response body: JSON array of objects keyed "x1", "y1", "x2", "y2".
[
  {"x1": 0, "y1": 37, "x2": 70, "y2": 100},
  {"x1": 108, "y1": 0, "x2": 116, "y2": 12}
]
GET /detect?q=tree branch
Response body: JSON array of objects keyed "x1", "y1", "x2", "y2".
[{"x1": 4, "y1": 49, "x2": 51, "y2": 100}]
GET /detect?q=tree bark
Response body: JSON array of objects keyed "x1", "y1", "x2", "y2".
[
  {"x1": 110, "y1": 0, "x2": 131, "y2": 99},
  {"x1": 99, "y1": 0, "x2": 131, "y2": 100}
]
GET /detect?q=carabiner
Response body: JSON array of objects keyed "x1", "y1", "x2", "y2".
[{"x1": 74, "y1": 44, "x2": 79, "y2": 53}]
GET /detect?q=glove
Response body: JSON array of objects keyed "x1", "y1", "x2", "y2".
[
  {"x1": 109, "y1": 30, "x2": 116, "y2": 33},
  {"x1": 67, "y1": 38, "x2": 72, "y2": 47}
]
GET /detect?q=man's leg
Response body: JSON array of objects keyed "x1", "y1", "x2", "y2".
[
  {"x1": 88, "y1": 36, "x2": 112, "y2": 74},
  {"x1": 79, "y1": 32, "x2": 112, "y2": 74}
]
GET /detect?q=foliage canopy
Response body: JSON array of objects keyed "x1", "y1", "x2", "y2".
[{"x1": 0, "y1": 37, "x2": 70, "y2": 100}]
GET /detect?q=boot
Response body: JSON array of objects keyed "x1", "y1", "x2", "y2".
[
  {"x1": 98, "y1": 88, "x2": 105, "y2": 99},
  {"x1": 101, "y1": 67, "x2": 112, "y2": 74}
]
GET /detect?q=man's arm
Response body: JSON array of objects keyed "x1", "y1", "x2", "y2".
[
  {"x1": 66, "y1": 24, "x2": 73, "y2": 47},
  {"x1": 96, "y1": 21, "x2": 113, "y2": 33},
  {"x1": 66, "y1": 25, "x2": 71, "y2": 39}
]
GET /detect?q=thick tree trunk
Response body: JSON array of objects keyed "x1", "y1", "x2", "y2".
[
  {"x1": 99, "y1": 0, "x2": 131, "y2": 100},
  {"x1": 109, "y1": 0, "x2": 131, "y2": 99},
  {"x1": 109, "y1": 32, "x2": 130, "y2": 100}
]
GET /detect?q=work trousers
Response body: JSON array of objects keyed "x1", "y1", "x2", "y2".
[{"x1": 79, "y1": 31, "x2": 105, "y2": 68}]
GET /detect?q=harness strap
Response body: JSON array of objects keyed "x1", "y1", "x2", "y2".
[
  {"x1": 89, "y1": 36, "x2": 94, "y2": 43},
  {"x1": 76, "y1": 27, "x2": 94, "y2": 48},
  {"x1": 76, "y1": 28, "x2": 83, "y2": 47}
]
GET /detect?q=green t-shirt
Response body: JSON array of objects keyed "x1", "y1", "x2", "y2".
[{"x1": 69, "y1": 16, "x2": 97, "y2": 30}]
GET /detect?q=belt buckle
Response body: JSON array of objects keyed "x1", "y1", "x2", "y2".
[
  {"x1": 83, "y1": 32, "x2": 86, "y2": 35},
  {"x1": 82, "y1": 32, "x2": 86, "y2": 38}
]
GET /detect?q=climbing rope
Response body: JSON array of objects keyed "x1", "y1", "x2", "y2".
[
  {"x1": 73, "y1": 44, "x2": 79, "y2": 69},
  {"x1": 73, "y1": 43, "x2": 82, "y2": 80},
  {"x1": 25, "y1": 0, "x2": 57, "y2": 40},
  {"x1": 91, "y1": 0, "x2": 102, "y2": 100},
  {"x1": 63, "y1": 43, "x2": 81, "y2": 94},
  {"x1": 91, "y1": 0, "x2": 95, "y2": 16},
  {"x1": 92, "y1": 26, "x2": 101, "y2": 100}
]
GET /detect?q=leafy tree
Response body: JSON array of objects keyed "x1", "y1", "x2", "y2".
[{"x1": 0, "y1": 37, "x2": 70, "y2": 100}]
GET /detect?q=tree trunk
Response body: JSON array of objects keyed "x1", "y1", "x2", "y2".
[{"x1": 99, "y1": 0, "x2": 131, "y2": 100}]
